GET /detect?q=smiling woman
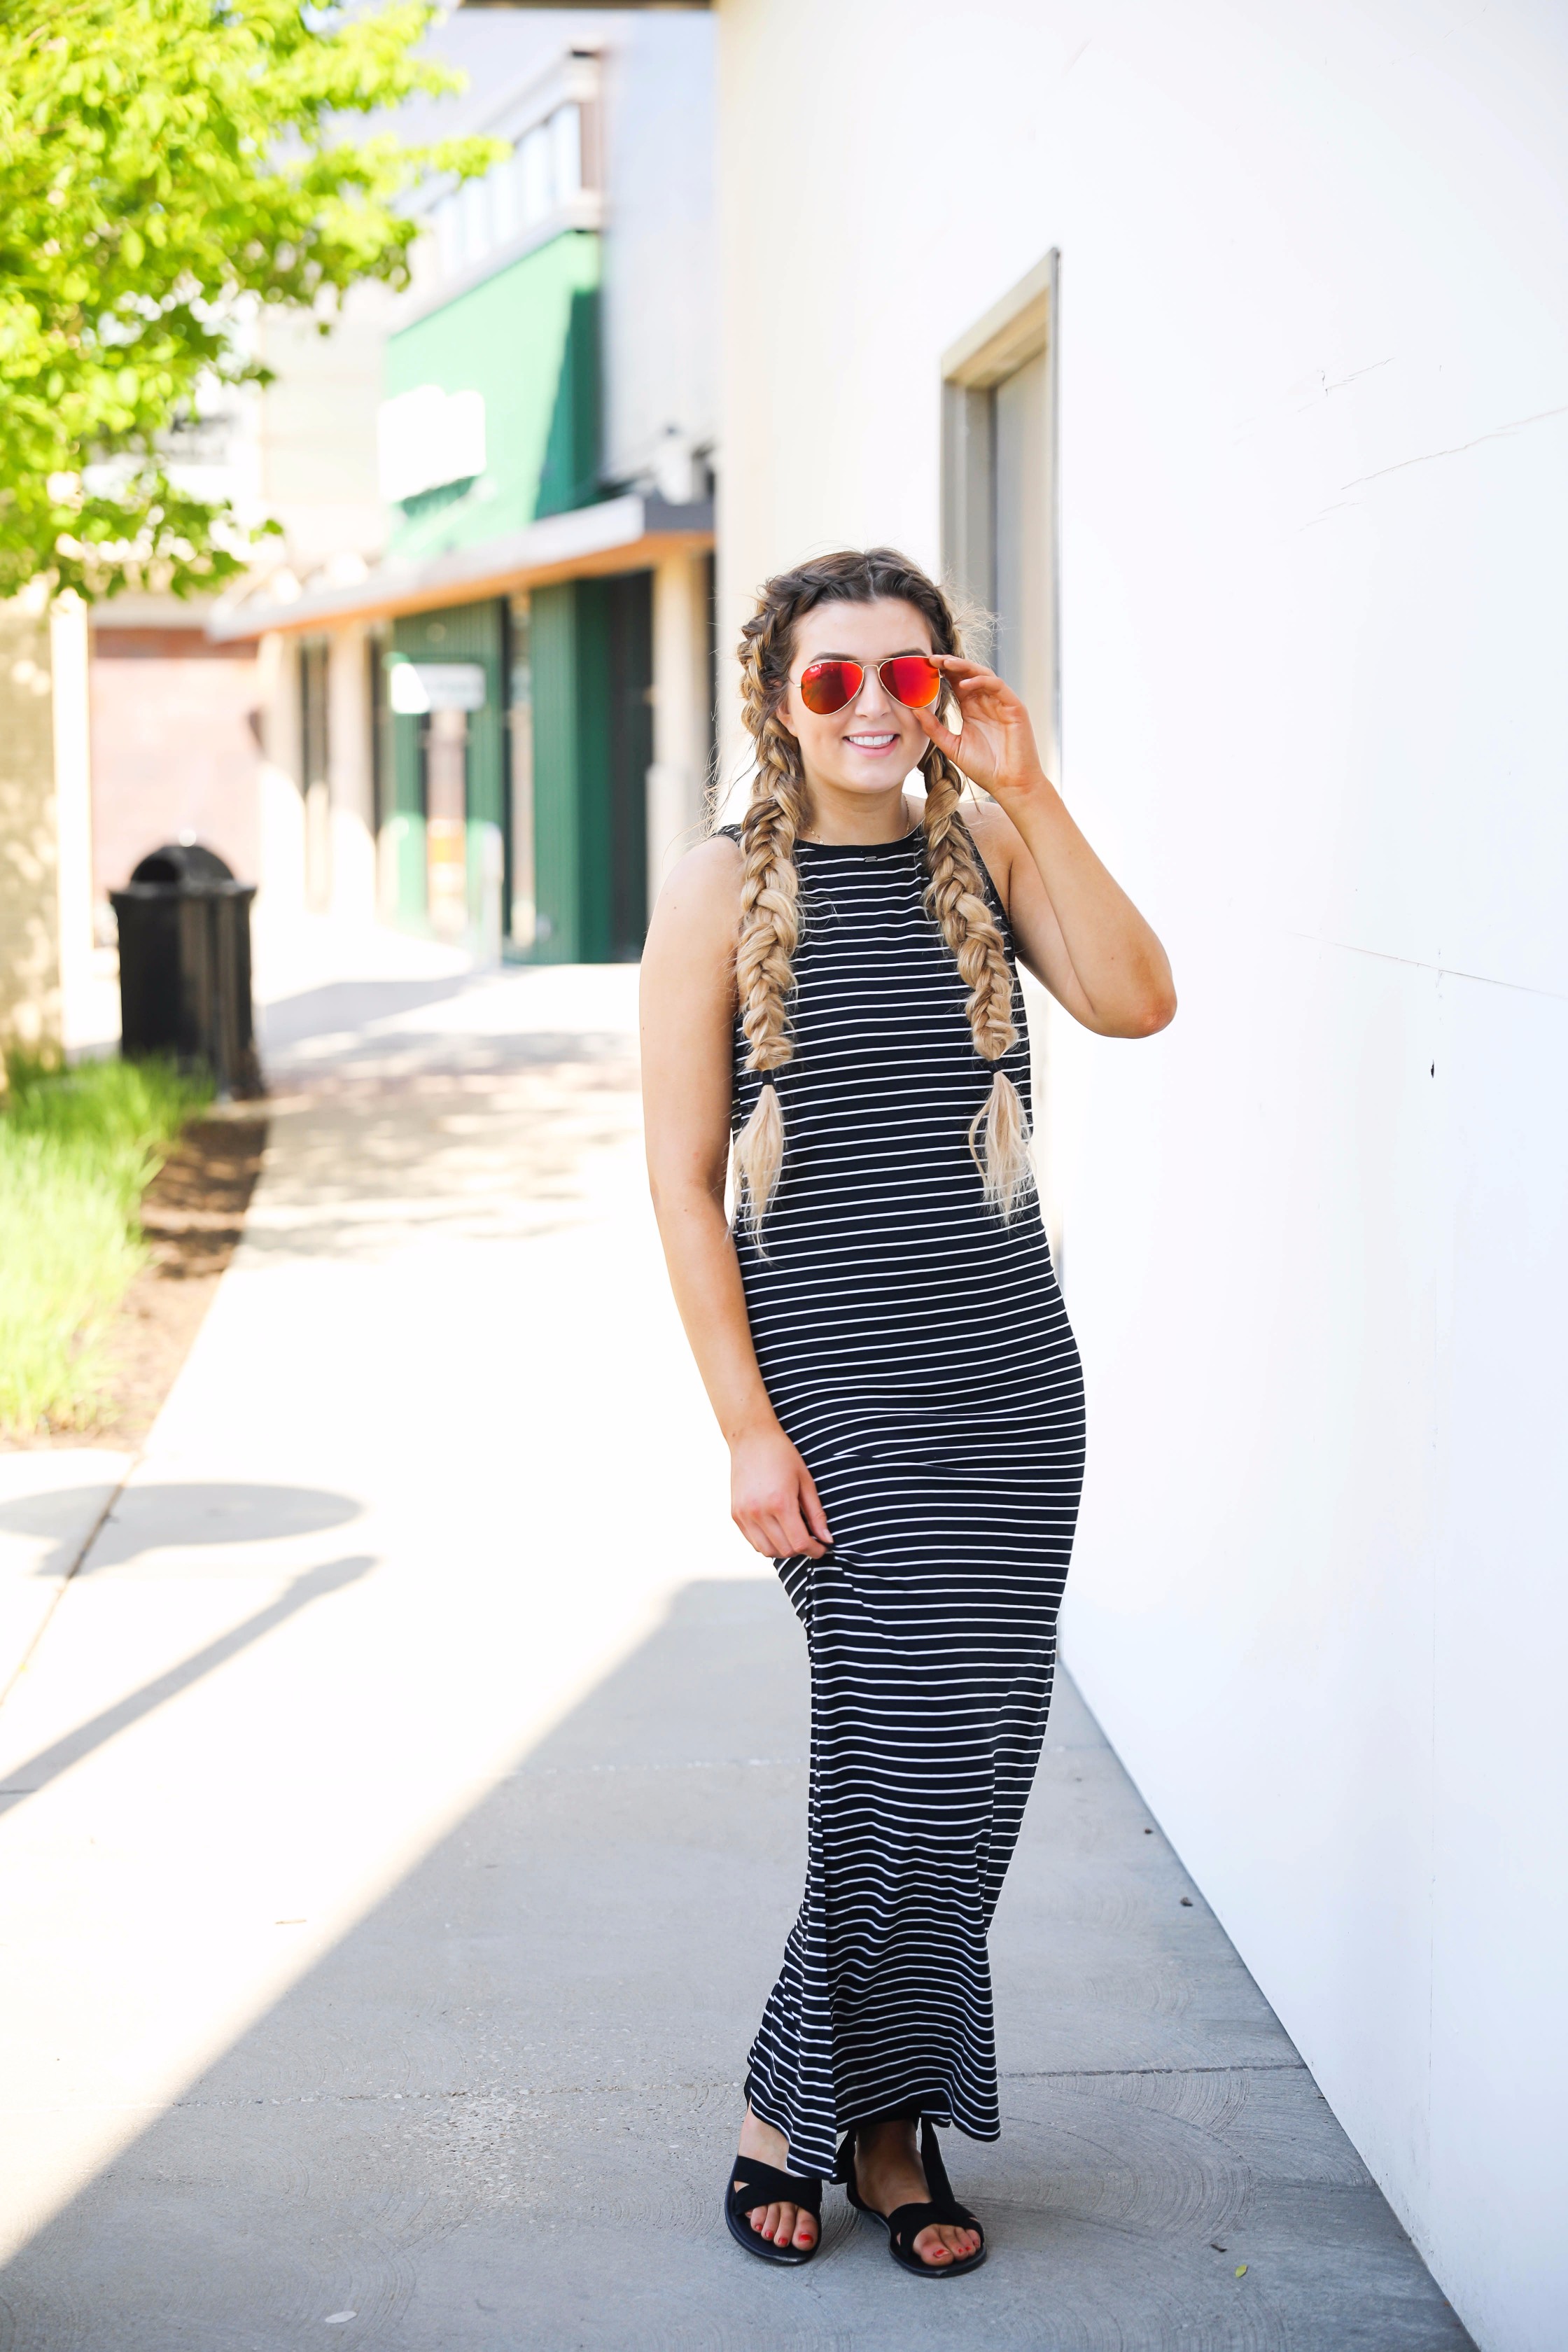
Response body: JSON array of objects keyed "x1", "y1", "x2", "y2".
[{"x1": 639, "y1": 545, "x2": 1174, "y2": 2283}]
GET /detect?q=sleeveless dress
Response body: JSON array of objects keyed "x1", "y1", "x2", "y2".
[{"x1": 727, "y1": 822, "x2": 1086, "y2": 2180}]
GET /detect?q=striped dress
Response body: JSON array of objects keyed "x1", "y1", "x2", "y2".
[{"x1": 728, "y1": 822, "x2": 1086, "y2": 2181}]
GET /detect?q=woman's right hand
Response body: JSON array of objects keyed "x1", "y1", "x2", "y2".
[{"x1": 730, "y1": 1422, "x2": 833, "y2": 1560}]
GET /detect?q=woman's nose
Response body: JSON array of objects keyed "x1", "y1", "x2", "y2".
[{"x1": 852, "y1": 668, "x2": 894, "y2": 718}]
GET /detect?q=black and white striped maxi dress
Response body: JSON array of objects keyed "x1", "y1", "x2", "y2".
[{"x1": 727, "y1": 822, "x2": 1086, "y2": 2182}]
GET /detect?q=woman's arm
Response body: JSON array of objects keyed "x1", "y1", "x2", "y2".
[
  {"x1": 920, "y1": 657, "x2": 1177, "y2": 1040},
  {"x1": 639, "y1": 837, "x2": 832, "y2": 1561}
]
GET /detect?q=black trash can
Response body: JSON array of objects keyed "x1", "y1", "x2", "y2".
[{"x1": 111, "y1": 842, "x2": 262, "y2": 1099}]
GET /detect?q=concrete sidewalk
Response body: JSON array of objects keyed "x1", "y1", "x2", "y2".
[{"x1": 0, "y1": 958, "x2": 1471, "y2": 2350}]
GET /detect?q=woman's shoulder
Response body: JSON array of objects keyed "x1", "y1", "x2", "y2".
[
  {"x1": 644, "y1": 830, "x2": 742, "y2": 959},
  {"x1": 670, "y1": 830, "x2": 743, "y2": 891},
  {"x1": 961, "y1": 789, "x2": 1009, "y2": 853}
]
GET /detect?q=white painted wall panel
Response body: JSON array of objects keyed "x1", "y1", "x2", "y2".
[
  {"x1": 600, "y1": 13, "x2": 718, "y2": 490},
  {"x1": 715, "y1": 4, "x2": 1568, "y2": 2343}
]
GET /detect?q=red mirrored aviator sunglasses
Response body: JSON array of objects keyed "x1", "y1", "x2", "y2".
[{"x1": 797, "y1": 654, "x2": 941, "y2": 717}]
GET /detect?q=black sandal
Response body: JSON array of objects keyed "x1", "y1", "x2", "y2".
[
  {"x1": 836, "y1": 2116, "x2": 987, "y2": 2278},
  {"x1": 722, "y1": 2151, "x2": 824, "y2": 2266}
]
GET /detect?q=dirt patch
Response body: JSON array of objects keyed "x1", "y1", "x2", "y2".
[{"x1": 1, "y1": 1112, "x2": 267, "y2": 1453}]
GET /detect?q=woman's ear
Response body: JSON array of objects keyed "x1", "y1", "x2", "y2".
[{"x1": 774, "y1": 690, "x2": 800, "y2": 742}]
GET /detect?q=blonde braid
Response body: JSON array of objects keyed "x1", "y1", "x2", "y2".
[
  {"x1": 731, "y1": 612, "x2": 807, "y2": 1237},
  {"x1": 922, "y1": 741, "x2": 1036, "y2": 1222}
]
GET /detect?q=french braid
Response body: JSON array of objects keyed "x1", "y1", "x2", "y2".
[
  {"x1": 919, "y1": 739, "x2": 1034, "y2": 1218},
  {"x1": 726, "y1": 548, "x2": 1035, "y2": 1239},
  {"x1": 731, "y1": 601, "x2": 806, "y2": 1233}
]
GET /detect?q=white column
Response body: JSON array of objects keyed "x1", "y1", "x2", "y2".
[
  {"x1": 0, "y1": 585, "x2": 64, "y2": 1055},
  {"x1": 48, "y1": 595, "x2": 98, "y2": 1055},
  {"x1": 646, "y1": 550, "x2": 711, "y2": 913},
  {"x1": 424, "y1": 706, "x2": 468, "y2": 944},
  {"x1": 328, "y1": 623, "x2": 376, "y2": 925},
  {"x1": 255, "y1": 631, "x2": 306, "y2": 969}
]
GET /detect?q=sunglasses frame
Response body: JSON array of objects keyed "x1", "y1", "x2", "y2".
[{"x1": 794, "y1": 653, "x2": 944, "y2": 718}]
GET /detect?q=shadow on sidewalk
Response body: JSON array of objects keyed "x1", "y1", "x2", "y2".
[
  {"x1": 260, "y1": 977, "x2": 481, "y2": 1058},
  {"x1": 0, "y1": 1578, "x2": 1473, "y2": 2352},
  {"x1": 0, "y1": 1555, "x2": 377, "y2": 1815},
  {"x1": 0, "y1": 1481, "x2": 364, "y2": 1581},
  {"x1": 258, "y1": 972, "x2": 640, "y2": 1091}
]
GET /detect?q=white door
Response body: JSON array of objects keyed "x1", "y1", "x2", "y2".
[
  {"x1": 993, "y1": 347, "x2": 1051, "y2": 733},
  {"x1": 942, "y1": 262, "x2": 1066, "y2": 1280}
]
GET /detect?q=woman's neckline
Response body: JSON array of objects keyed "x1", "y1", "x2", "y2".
[{"x1": 795, "y1": 822, "x2": 923, "y2": 856}]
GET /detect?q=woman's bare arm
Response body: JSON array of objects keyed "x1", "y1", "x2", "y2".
[
  {"x1": 920, "y1": 658, "x2": 1177, "y2": 1040},
  {"x1": 639, "y1": 836, "x2": 832, "y2": 1560}
]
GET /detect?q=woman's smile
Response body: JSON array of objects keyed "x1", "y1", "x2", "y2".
[{"x1": 844, "y1": 729, "x2": 900, "y2": 753}]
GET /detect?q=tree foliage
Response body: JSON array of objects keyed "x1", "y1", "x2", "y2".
[{"x1": 0, "y1": 0, "x2": 503, "y2": 599}]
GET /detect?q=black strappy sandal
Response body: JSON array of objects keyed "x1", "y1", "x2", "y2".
[
  {"x1": 722, "y1": 2151, "x2": 824, "y2": 2266},
  {"x1": 836, "y1": 2116, "x2": 987, "y2": 2278}
]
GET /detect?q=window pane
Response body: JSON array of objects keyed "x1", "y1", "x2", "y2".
[
  {"x1": 435, "y1": 192, "x2": 463, "y2": 279},
  {"x1": 550, "y1": 104, "x2": 581, "y2": 202},
  {"x1": 460, "y1": 175, "x2": 489, "y2": 266},
  {"x1": 520, "y1": 125, "x2": 551, "y2": 224},
  {"x1": 492, "y1": 149, "x2": 519, "y2": 244}
]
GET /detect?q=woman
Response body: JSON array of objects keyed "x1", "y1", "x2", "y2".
[{"x1": 640, "y1": 547, "x2": 1175, "y2": 2278}]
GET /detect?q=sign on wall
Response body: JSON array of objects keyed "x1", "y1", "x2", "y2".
[
  {"x1": 387, "y1": 659, "x2": 488, "y2": 715},
  {"x1": 377, "y1": 384, "x2": 487, "y2": 505}
]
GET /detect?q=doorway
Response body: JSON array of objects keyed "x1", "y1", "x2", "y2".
[
  {"x1": 941, "y1": 253, "x2": 1067, "y2": 1275},
  {"x1": 941, "y1": 251, "x2": 1060, "y2": 773},
  {"x1": 529, "y1": 570, "x2": 653, "y2": 962}
]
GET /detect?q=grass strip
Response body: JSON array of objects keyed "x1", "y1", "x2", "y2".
[{"x1": 0, "y1": 1054, "x2": 214, "y2": 1436}]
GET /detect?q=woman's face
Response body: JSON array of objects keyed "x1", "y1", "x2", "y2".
[{"x1": 776, "y1": 597, "x2": 937, "y2": 802}]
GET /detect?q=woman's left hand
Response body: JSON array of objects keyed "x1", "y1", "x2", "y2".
[
  {"x1": 916, "y1": 654, "x2": 1178, "y2": 1042},
  {"x1": 916, "y1": 656, "x2": 1049, "y2": 806}
]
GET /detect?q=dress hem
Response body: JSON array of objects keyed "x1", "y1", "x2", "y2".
[{"x1": 744, "y1": 2068, "x2": 1004, "y2": 2178}]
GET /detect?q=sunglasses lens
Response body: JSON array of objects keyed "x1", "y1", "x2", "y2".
[
  {"x1": 799, "y1": 659, "x2": 861, "y2": 715},
  {"x1": 881, "y1": 655, "x2": 941, "y2": 710}
]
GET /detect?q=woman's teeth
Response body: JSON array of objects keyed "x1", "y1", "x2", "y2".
[{"x1": 846, "y1": 732, "x2": 897, "y2": 748}]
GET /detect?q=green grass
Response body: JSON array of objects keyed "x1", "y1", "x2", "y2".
[{"x1": 0, "y1": 1054, "x2": 214, "y2": 1436}]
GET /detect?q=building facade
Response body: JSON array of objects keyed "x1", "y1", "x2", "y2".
[
  {"x1": 211, "y1": 13, "x2": 715, "y2": 967},
  {"x1": 6, "y1": 7, "x2": 718, "y2": 1054},
  {"x1": 710, "y1": 5, "x2": 1567, "y2": 2349},
  {"x1": 57, "y1": 7, "x2": 715, "y2": 983}
]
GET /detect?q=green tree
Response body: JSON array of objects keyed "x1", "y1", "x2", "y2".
[{"x1": 0, "y1": 0, "x2": 503, "y2": 600}]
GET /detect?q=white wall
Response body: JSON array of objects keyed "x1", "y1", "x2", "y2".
[
  {"x1": 600, "y1": 10, "x2": 718, "y2": 492},
  {"x1": 47, "y1": 599, "x2": 99, "y2": 1054},
  {"x1": 715, "y1": 5, "x2": 1568, "y2": 2346}
]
